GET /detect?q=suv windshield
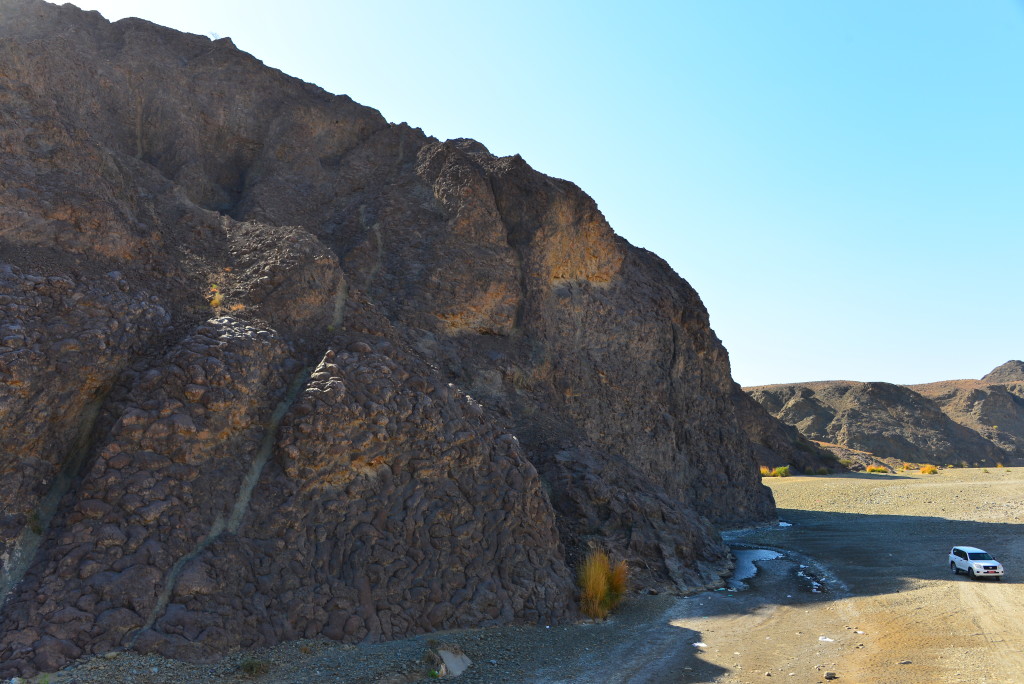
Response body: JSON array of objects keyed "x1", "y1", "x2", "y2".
[{"x1": 967, "y1": 552, "x2": 994, "y2": 561}]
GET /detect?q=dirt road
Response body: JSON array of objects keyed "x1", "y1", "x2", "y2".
[
  {"x1": 535, "y1": 468, "x2": 1024, "y2": 683},
  {"x1": 608, "y1": 468, "x2": 1024, "y2": 684},
  {"x1": 53, "y1": 468, "x2": 1024, "y2": 683}
]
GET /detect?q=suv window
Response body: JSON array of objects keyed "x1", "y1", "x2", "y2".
[
  {"x1": 968, "y1": 552, "x2": 993, "y2": 561},
  {"x1": 954, "y1": 549, "x2": 967, "y2": 559}
]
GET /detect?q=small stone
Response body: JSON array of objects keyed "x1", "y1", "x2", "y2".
[{"x1": 824, "y1": 673, "x2": 838, "y2": 681}]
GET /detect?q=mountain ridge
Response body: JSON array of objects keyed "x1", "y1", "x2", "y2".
[{"x1": 746, "y1": 361, "x2": 1024, "y2": 468}]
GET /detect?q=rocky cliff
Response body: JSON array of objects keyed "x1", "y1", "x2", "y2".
[
  {"x1": 0, "y1": 0, "x2": 779, "y2": 675},
  {"x1": 747, "y1": 362, "x2": 1024, "y2": 468}
]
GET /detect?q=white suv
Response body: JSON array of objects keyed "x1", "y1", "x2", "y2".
[{"x1": 949, "y1": 546, "x2": 1004, "y2": 580}]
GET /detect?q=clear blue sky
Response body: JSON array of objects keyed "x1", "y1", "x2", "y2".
[{"x1": 69, "y1": 1, "x2": 1024, "y2": 386}]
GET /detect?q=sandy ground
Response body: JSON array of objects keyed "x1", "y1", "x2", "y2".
[{"x1": 45, "y1": 468, "x2": 1024, "y2": 683}]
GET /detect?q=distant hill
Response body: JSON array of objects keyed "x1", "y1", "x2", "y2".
[
  {"x1": 982, "y1": 360, "x2": 1024, "y2": 383},
  {"x1": 746, "y1": 361, "x2": 1024, "y2": 468}
]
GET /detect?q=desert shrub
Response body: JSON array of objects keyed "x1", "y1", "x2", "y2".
[
  {"x1": 239, "y1": 658, "x2": 269, "y2": 677},
  {"x1": 759, "y1": 465, "x2": 794, "y2": 477},
  {"x1": 866, "y1": 465, "x2": 888, "y2": 473},
  {"x1": 207, "y1": 284, "x2": 224, "y2": 308},
  {"x1": 901, "y1": 462, "x2": 918, "y2": 471},
  {"x1": 28, "y1": 510, "x2": 43, "y2": 535},
  {"x1": 579, "y1": 549, "x2": 627, "y2": 619},
  {"x1": 920, "y1": 464, "x2": 939, "y2": 475},
  {"x1": 816, "y1": 467, "x2": 830, "y2": 475},
  {"x1": 997, "y1": 462, "x2": 1005, "y2": 468},
  {"x1": 838, "y1": 458, "x2": 853, "y2": 468}
]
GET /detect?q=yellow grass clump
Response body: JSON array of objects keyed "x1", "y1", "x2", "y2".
[
  {"x1": 610, "y1": 557, "x2": 628, "y2": 599},
  {"x1": 207, "y1": 284, "x2": 224, "y2": 308},
  {"x1": 920, "y1": 464, "x2": 939, "y2": 474},
  {"x1": 761, "y1": 465, "x2": 791, "y2": 478},
  {"x1": 866, "y1": 464, "x2": 888, "y2": 473},
  {"x1": 578, "y1": 549, "x2": 628, "y2": 619}
]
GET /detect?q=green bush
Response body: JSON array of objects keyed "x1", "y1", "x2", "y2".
[{"x1": 239, "y1": 658, "x2": 269, "y2": 677}]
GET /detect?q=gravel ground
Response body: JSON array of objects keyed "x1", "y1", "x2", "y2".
[{"x1": 22, "y1": 467, "x2": 1024, "y2": 684}]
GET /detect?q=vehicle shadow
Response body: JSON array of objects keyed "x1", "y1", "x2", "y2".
[{"x1": 723, "y1": 508, "x2": 1023, "y2": 605}]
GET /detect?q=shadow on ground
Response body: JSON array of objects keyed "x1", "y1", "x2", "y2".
[{"x1": 728, "y1": 509, "x2": 1023, "y2": 599}]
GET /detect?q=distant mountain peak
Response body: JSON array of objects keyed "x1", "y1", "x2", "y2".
[{"x1": 982, "y1": 360, "x2": 1024, "y2": 383}]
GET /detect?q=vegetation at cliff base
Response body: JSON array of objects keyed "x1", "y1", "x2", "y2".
[{"x1": 578, "y1": 549, "x2": 628, "y2": 619}]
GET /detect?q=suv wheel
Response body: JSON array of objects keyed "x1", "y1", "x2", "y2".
[
  {"x1": 968, "y1": 567, "x2": 976, "y2": 579},
  {"x1": 951, "y1": 561, "x2": 959, "y2": 574}
]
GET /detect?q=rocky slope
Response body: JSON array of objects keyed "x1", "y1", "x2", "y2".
[
  {"x1": 0, "y1": 0, "x2": 791, "y2": 675},
  {"x1": 747, "y1": 362, "x2": 1024, "y2": 467}
]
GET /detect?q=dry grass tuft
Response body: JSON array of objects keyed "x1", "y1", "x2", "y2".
[
  {"x1": 759, "y1": 465, "x2": 771, "y2": 476},
  {"x1": 207, "y1": 284, "x2": 224, "y2": 308},
  {"x1": 866, "y1": 465, "x2": 889, "y2": 473},
  {"x1": 609, "y1": 559, "x2": 628, "y2": 601},
  {"x1": 579, "y1": 549, "x2": 628, "y2": 619},
  {"x1": 762, "y1": 465, "x2": 791, "y2": 478},
  {"x1": 920, "y1": 464, "x2": 939, "y2": 475}
]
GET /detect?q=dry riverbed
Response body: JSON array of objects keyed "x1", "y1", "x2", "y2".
[{"x1": 30, "y1": 468, "x2": 1024, "y2": 683}]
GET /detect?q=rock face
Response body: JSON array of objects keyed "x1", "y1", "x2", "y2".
[
  {"x1": 0, "y1": 0, "x2": 779, "y2": 675},
  {"x1": 909, "y1": 371, "x2": 1024, "y2": 462},
  {"x1": 730, "y1": 387, "x2": 838, "y2": 473},
  {"x1": 747, "y1": 363, "x2": 1024, "y2": 467}
]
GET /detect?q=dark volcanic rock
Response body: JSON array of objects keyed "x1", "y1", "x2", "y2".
[
  {"x1": 121, "y1": 342, "x2": 577, "y2": 662},
  {"x1": 0, "y1": 265, "x2": 169, "y2": 592},
  {"x1": 534, "y1": 445, "x2": 732, "y2": 593},
  {"x1": 0, "y1": 317, "x2": 295, "y2": 672},
  {"x1": 731, "y1": 386, "x2": 837, "y2": 473},
  {"x1": 0, "y1": 0, "x2": 780, "y2": 675}
]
